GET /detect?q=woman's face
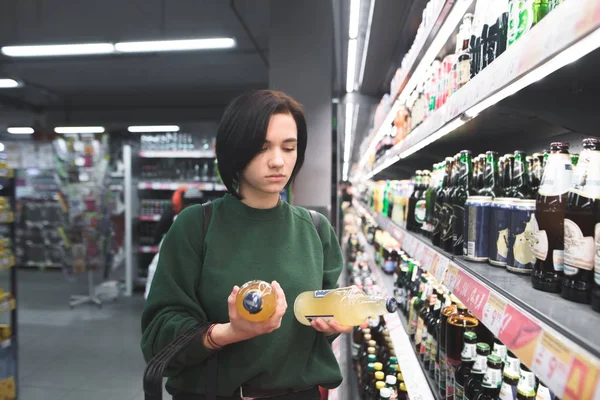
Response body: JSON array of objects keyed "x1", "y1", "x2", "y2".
[{"x1": 240, "y1": 113, "x2": 298, "y2": 197}]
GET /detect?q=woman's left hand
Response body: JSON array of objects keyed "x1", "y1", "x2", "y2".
[{"x1": 310, "y1": 318, "x2": 366, "y2": 334}]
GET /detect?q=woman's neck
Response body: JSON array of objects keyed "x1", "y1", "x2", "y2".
[{"x1": 239, "y1": 183, "x2": 281, "y2": 209}]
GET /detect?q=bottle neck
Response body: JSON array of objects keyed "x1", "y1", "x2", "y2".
[
  {"x1": 483, "y1": 155, "x2": 500, "y2": 192},
  {"x1": 512, "y1": 155, "x2": 530, "y2": 194},
  {"x1": 458, "y1": 157, "x2": 472, "y2": 189}
]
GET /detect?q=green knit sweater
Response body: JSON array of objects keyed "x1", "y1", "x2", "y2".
[{"x1": 141, "y1": 194, "x2": 344, "y2": 398}]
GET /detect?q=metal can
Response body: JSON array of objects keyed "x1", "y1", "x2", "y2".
[
  {"x1": 488, "y1": 198, "x2": 513, "y2": 267},
  {"x1": 507, "y1": 199, "x2": 537, "y2": 274},
  {"x1": 465, "y1": 196, "x2": 493, "y2": 262}
]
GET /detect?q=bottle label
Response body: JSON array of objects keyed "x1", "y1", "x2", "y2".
[
  {"x1": 458, "y1": 59, "x2": 470, "y2": 85},
  {"x1": 564, "y1": 218, "x2": 595, "y2": 273},
  {"x1": 351, "y1": 343, "x2": 360, "y2": 360},
  {"x1": 595, "y1": 223, "x2": 600, "y2": 285},
  {"x1": 499, "y1": 382, "x2": 517, "y2": 400},
  {"x1": 553, "y1": 250, "x2": 565, "y2": 272},
  {"x1": 446, "y1": 363, "x2": 456, "y2": 398},
  {"x1": 493, "y1": 344, "x2": 508, "y2": 362},
  {"x1": 472, "y1": 355, "x2": 487, "y2": 374},
  {"x1": 505, "y1": 356, "x2": 520, "y2": 376},
  {"x1": 422, "y1": 335, "x2": 430, "y2": 359},
  {"x1": 455, "y1": 383, "x2": 465, "y2": 400},
  {"x1": 461, "y1": 342, "x2": 477, "y2": 361},
  {"x1": 512, "y1": 212, "x2": 537, "y2": 271},
  {"x1": 530, "y1": 215, "x2": 548, "y2": 261},
  {"x1": 518, "y1": 371, "x2": 536, "y2": 393},
  {"x1": 430, "y1": 338, "x2": 438, "y2": 367},
  {"x1": 482, "y1": 367, "x2": 503, "y2": 388},
  {"x1": 536, "y1": 385, "x2": 555, "y2": 400},
  {"x1": 415, "y1": 200, "x2": 427, "y2": 224},
  {"x1": 575, "y1": 150, "x2": 600, "y2": 199},
  {"x1": 313, "y1": 290, "x2": 330, "y2": 298},
  {"x1": 415, "y1": 317, "x2": 424, "y2": 345},
  {"x1": 538, "y1": 154, "x2": 572, "y2": 196}
]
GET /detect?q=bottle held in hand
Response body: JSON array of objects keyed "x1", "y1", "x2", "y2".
[
  {"x1": 294, "y1": 286, "x2": 398, "y2": 326},
  {"x1": 235, "y1": 280, "x2": 277, "y2": 322}
]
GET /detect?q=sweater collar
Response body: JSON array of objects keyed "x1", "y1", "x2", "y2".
[{"x1": 223, "y1": 193, "x2": 287, "y2": 221}]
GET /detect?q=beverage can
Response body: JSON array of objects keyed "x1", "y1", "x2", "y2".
[
  {"x1": 488, "y1": 198, "x2": 513, "y2": 267},
  {"x1": 465, "y1": 196, "x2": 493, "y2": 262},
  {"x1": 507, "y1": 199, "x2": 536, "y2": 274}
]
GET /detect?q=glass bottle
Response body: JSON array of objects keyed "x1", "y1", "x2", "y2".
[
  {"x1": 455, "y1": 331, "x2": 478, "y2": 400},
  {"x1": 236, "y1": 280, "x2": 277, "y2": 322},
  {"x1": 452, "y1": 150, "x2": 474, "y2": 255},
  {"x1": 446, "y1": 303, "x2": 479, "y2": 399},
  {"x1": 475, "y1": 355, "x2": 503, "y2": 400},
  {"x1": 464, "y1": 343, "x2": 492, "y2": 400},
  {"x1": 433, "y1": 158, "x2": 452, "y2": 246},
  {"x1": 438, "y1": 295, "x2": 458, "y2": 396},
  {"x1": 443, "y1": 155, "x2": 460, "y2": 252},
  {"x1": 478, "y1": 151, "x2": 500, "y2": 197},
  {"x1": 408, "y1": 171, "x2": 423, "y2": 232},
  {"x1": 531, "y1": 142, "x2": 573, "y2": 293}
]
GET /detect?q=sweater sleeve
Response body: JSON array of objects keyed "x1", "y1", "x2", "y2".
[{"x1": 141, "y1": 205, "x2": 215, "y2": 376}]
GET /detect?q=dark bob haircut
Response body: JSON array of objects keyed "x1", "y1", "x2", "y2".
[{"x1": 216, "y1": 90, "x2": 308, "y2": 199}]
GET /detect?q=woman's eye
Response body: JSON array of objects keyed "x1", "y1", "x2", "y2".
[
  {"x1": 284, "y1": 148, "x2": 296, "y2": 152},
  {"x1": 259, "y1": 147, "x2": 268, "y2": 153}
]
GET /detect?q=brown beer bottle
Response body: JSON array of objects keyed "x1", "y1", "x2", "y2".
[
  {"x1": 562, "y1": 138, "x2": 600, "y2": 304},
  {"x1": 531, "y1": 142, "x2": 573, "y2": 293},
  {"x1": 446, "y1": 302, "x2": 479, "y2": 399}
]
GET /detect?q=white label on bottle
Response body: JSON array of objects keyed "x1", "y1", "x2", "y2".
[
  {"x1": 472, "y1": 354, "x2": 488, "y2": 374},
  {"x1": 518, "y1": 371, "x2": 536, "y2": 393},
  {"x1": 504, "y1": 356, "x2": 520, "y2": 377},
  {"x1": 538, "y1": 154, "x2": 572, "y2": 196},
  {"x1": 455, "y1": 383, "x2": 465, "y2": 400},
  {"x1": 461, "y1": 342, "x2": 477, "y2": 361},
  {"x1": 553, "y1": 250, "x2": 565, "y2": 272},
  {"x1": 314, "y1": 290, "x2": 330, "y2": 298},
  {"x1": 530, "y1": 215, "x2": 547, "y2": 261},
  {"x1": 482, "y1": 367, "x2": 503, "y2": 388},
  {"x1": 564, "y1": 219, "x2": 595, "y2": 273},
  {"x1": 572, "y1": 150, "x2": 600, "y2": 199},
  {"x1": 536, "y1": 384, "x2": 555, "y2": 400},
  {"x1": 595, "y1": 224, "x2": 600, "y2": 285},
  {"x1": 493, "y1": 344, "x2": 508, "y2": 362},
  {"x1": 415, "y1": 200, "x2": 427, "y2": 224},
  {"x1": 499, "y1": 381, "x2": 517, "y2": 400},
  {"x1": 351, "y1": 343, "x2": 360, "y2": 359}
]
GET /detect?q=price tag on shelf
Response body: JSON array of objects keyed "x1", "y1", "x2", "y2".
[
  {"x1": 384, "y1": 312, "x2": 402, "y2": 335},
  {"x1": 449, "y1": 269, "x2": 490, "y2": 319},
  {"x1": 563, "y1": 351, "x2": 600, "y2": 400},
  {"x1": 150, "y1": 182, "x2": 162, "y2": 190},
  {"x1": 498, "y1": 304, "x2": 542, "y2": 367},
  {"x1": 481, "y1": 293, "x2": 507, "y2": 337},
  {"x1": 444, "y1": 262, "x2": 460, "y2": 292},
  {"x1": 533, "y1": 332, "x2": 572, "y2": 399}
]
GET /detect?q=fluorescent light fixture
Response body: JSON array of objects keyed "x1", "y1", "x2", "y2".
[
  {"x1": 343, "y1": 103, "x2": 355, "y2": 163},
  {"x1": 349, "y1": 0, "x2": 361, "y2": 39},
  {"x1": 0, "y1": 143, "x2": 5, "y2": 152},
  {"x1": 399, "y1": 118, "x2": 465, "y2": 159},
  {"x1": 128, "y1": 125, "x2": 180, "y2": 133},
  {"x1": 359, "y1": 0, "x2": 375, "y2": 87},
  {"x1": 115, "y1": 38, "x2": 235, "y2": 53},
  {"x1": 0, "y1": 79, "x2": 19, "y2": 88},
  {"x1": 343, "y1": 162, "x2": 350, "y2": 181},
  {"x1": 2, "y1": 43, "x2": 114, "y2": 57},
  {"x1": 398, "y1": 0, "x2": 472, "y2": 104},
  {"x1": 346, "y1": 39, "x2": 358, "y2": 92},
  {"x1": 465, "y1": 26, "x2": 600, "y2": 118},
  {"x1": 54, "y1": 126, "x2": 105, "y2": 134},
  {"x1": 7, "y1": 127, "x2": 33, "y2": 135}
]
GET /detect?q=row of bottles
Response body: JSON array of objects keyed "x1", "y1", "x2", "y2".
[
  {"x1": 367, "y1": 0, "x2": 565, "y2": 168},
  {"x1": 364, "y1": 137, "x2": 600, "y2": 312}
]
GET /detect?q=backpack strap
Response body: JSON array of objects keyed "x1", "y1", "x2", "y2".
[
  {"x1": 200, "y1": 201, "x2": 218, "y2": 400},
  {"x1": 308, "y1": 209, "x2": 323, "y2": 242}
]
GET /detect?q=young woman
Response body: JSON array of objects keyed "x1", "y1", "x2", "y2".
[{"x1": 141, "y1": 90, "x2": 354, "y2": 399}]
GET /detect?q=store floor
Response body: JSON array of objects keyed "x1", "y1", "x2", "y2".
[{"x1": 18, "y1": 269, "x2": 168, "y2": 400}]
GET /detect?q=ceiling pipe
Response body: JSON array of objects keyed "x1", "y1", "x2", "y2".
[{"x1": 230, "y1": 0, "x2": 269, "y2": 68}]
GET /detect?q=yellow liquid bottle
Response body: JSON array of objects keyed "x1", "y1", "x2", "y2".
[
  {"x1": 235, "y1": 280, "x2": 277, "y2": 322},
  {"x1": 293, "y1": 286, "x2": 398, "y2": 326}
]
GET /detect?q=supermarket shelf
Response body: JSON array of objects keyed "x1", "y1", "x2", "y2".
[
  {"x1": 137, "y1": 246, "x2": 158, "y2": 254},
  {"x1": 109, "y1": 184, "x2": 123, "y2": 191},
  {"x1": 137, "y1": 181, "x2": 227, "y2": 191},
  {"x1": 355, "y1": 230, "x2": 437, "y2": 400},
  {"x1": 353, "y1": 200, "x2": 600, "y2": 399},
  {"x1": 359, "y1": 0, "x2": 600, "y2": 180},
  {"x1": 19, "y1": 262, "x2": 62, "y2": 269},
  {"x1": 357, "y1": 0, "x2": 470, "y2": 171},
  {"x1": 138, "y1": 150, "x2": 215, "y2": 158},
  {"x1": 138, "y1": 215, "x2": 161, "y2": 222}
]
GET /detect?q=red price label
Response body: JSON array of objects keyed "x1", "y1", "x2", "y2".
[
  {"x1": 450, "y1": 270, "x2": 490, "y2": 319},
  {"x1": 481, "y1": 293, "x2": 507, "y2": 337},
  {"x1": 532, "y1": 332, "x2": 571, "y2": 397},
  {"x1": 498, "y1": 305, "x2": 542, "y2": 367}
]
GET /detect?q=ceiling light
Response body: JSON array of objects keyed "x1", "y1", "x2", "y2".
[
  {"x1": 1, "y1": 43, "x2": 115, "y2": 57},
  {"x1": 128, "y1": 125, "x2": 180, "y2": 133},
  {"x1": 349, "y1": 0, "x2": 361, "y2": 39},
  {"x1": 344, "y1": 103, "x2": 355, "y2": 163},
  {"x1": 359, "y1": 0, "x2": 375, "y2": 87},
  {"x1": 7, "y1": 127, "x2": 33, "y2": 135},
  {"x1": 0, "y1": 79, "x2": 19, "y2": 88},
  {"x1": 346, "y1": 39, "x2": 358, "y2": 92},
  {"x1": 0, "y1": 143, "x2": 5, "y2": 152},
  {"x1": 115, "y1": 38, "x2": 235, "y2": 53},
  {"x1": 54, "y1": 126, "x2": 105, "y2": 134}
]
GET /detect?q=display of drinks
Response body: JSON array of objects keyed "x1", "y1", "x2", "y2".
[
  {"x1": 452, "y1": 150, "x2": 474, "y2": 256},
  {"x1": 442, "y1": 155, "x2": 460, "y2": 252},
  {"x1": 463, "y1": 342, "x2": 491, "y2": 400},
  {"x1": 433, "y1": 158, "x2": 453, "y2": 246},
  {"x1": 446, "y1": 302, "x2": 479, "y2": 399},
  {"x1": 439, "y1": 296, "x2": 458, "y2": 396},
  {"x1": 531, "y1": 142, "x2": 573, "y2": 293},
  {"x1": 474, "y1": 355, "x2": 503, "y2": 399},
  {"x1": 140, "y1": 158, "x2": 219, "y2": 182},
  {"x1": 454, "y1": 331, "x2": 478, "y2": 399},
  {"x1": 562, "y1": 138, "x2": 600, "y2": 305},
  {"x1": 235, "y1": 280, "x2": 277, "y2": 322},
  {"x1": 140, "y1": 199, "x2": 171, "y2": 216},
  {"x1": 293, "y1": 286, "x2": 398, "y2": 326}
]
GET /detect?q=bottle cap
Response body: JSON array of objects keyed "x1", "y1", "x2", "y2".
[
  {"x1": 476, "y1": 342, "x2": 491, "y2": 353},
  {"x1": 386, "y1": 297, "x2": 399, "y2": 313},
  {"x1": 464, "y1": 331, "x2": 477, "y2": 341},
  {"x1": 517, "y1": 386, "x2": 536, "y2": 396},
  {"x1": 399, "y1": 382, "x2": 407, "y2": 392},
  {"x1": 368, "y1": 354, "x2": 377, "y2": 362},
  {"x1": 397, "y1": 372, "x2": 404, "y2": 382},
  {"x1": 367, "y1": 363, "x2": 375, "y2": 372},
  {"x1": 376, "y1": 381, "x2": 386, "y2": 390},
  {"x1": 242, "y1": 290, "x2": 263, "y2": 314},
  {"x1": 379, "y1": 388, "x2": 392, "y2": 399},
  {"x1": 385, "y1": 375, "x2": 397, "y2": 385},
  {"x1": 389, "y1": 356, "x2": 398, "y2": 364},
  {"x1": 368, "y1": 347, "x2": 376, "y2": 354},
  {"x1": 364, "y1": 334, "x2": 373, "y2": 341},
  {"x1": 369, "y1": 340, "x2": 377, "y2": 347},
  {"x1": 374, "y1": 362, "x2": 383, "y2": 371},
  {"x1": 375, "y1": 371, "x2": 385, "y2": 381},
  {"x1": 389, "y1": 364, "x2": 399, "y2": 372},
  {"x1": 488, "y1": 354, "x2": 502, "y2": 365}
]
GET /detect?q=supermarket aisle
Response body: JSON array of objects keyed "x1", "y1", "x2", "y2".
[{"x1": 17, "y1": 269, "x2": 165, "y2": 400}]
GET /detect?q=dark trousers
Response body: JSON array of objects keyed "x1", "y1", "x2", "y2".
[{"x1": 173, "y1": 386, "x2": 321, "y2": 400}]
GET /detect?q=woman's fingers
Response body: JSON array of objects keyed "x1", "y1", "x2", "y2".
[
  {"x1": 227, "y1": 285, "x2": 240, "y2": 317},
  {"x1": 310, "y1": 318, "x2": 332, "y2": 332}
]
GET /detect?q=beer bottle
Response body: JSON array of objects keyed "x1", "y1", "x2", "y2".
[
  {"x1": 372, "y1": 375, "x2": 386, "y2": 400},
  {"x1": 491, "y1": 338, "x2": 508, "y2": 368},
  {"x1": 464, "y1": 342, "x2": 491, "y2": 400},
  {"x1": 531, "y1": 142, "x2": 573, "y2": 293},
  {"x1": 478, "y1": 151, "x2": 500, "y2": 197},
  {"x1": 475, "y1": 355, "x2": 503, "y2": 400},
  {"x1": 446, "y1": 303, "x2": 479, "y2": 399},
  {"x1": 443, "y1": 155, "x2": 461, "y2": 252},
  {"x1": 509, "y1": 151, "x2": 533, "y2": 199},
  {"x1": 425, "y1": 289, "x2": 442, "y2": 374},
  {"x1": 501, "y1": 154, "x2": 514, "y2": 197},
  {"x1": 408, "y1": 277, "x2": 426, "y2": 340},
  {"x1": 531, "y1": 152, "x2": 544, "y2": 194},
  {"x1": 438, "y1": 295, "x2": 458, "y2": 396},
  {"x1": 476, "y1": 154, "x2": 486, "y2": 191},
  {"x1": 454, "y1": 331, "x2": 478, "y2": 400},
  {"x1": 516, "y1": 364, "x2": 537, "y2": 395},
  {"x1": 535, "y1": 381, "x2": 556, "y2": 400},
  {"x1": 398, "y1": 382, "x2": 408, "y2": 400},
  {"x1": 412, "y1": 278, "x2": 429, "y2": 350},
  {"x1": 426, "y1": 164, "x2": 441, "y2": 237},
  {"x1": 433, "y1": 158, "x2": 453, "y2": 247},
  {"x1": 562, "y1": 138, "x2": 600, "y2": 304},
  {"x1": 452, "y1": 150, "x2": 474, "y2": 255},
  {"x1": 526, "y1": 156, "x2": 534, "y2": 191},
  {"x1": 385, "y1": 375, "x2": 398, "y2": 400},
  {"x1": 418, "y1": 294, "x2": 437, "y2": 361},
  {"x1": 408, "y1": 171, "x2": 423, "y2": 232},
  {"x1": 499, "y1": 369, "x2": 520, "y2": 400},
  {"x1": 379, "y1": 386, "x2": 393, "y2": 400},
  {"x1": 416, "y1": 170, "x2": 431, "y2": 234}
]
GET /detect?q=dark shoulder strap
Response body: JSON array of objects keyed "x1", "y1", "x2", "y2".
[
  {"x1": 201, "y1": 201, "x2": 218, "y2": 400},
  {"x1": 308, "y1": 209, "x2": 323, "y2": 242}
]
